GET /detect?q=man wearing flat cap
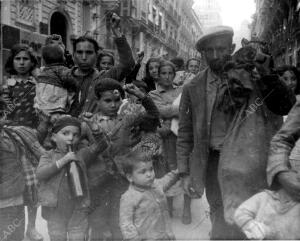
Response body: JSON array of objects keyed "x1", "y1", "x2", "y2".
[{"x1": 176, "y1": 26, "x2": 295, "y2": 239}]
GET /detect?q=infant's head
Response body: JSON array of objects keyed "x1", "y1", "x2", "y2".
[
  {"x1": 119, "y1": 149, "x2": 155, "y2": 188},
  {"x1": 42, "y1": 44, "x2": 65, "y2": 66}
]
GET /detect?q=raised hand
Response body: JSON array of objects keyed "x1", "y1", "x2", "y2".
[
  {"x1": 110, "y1": 13, "x2": 121, "y2": 38},
  {"x1": 124, "y1": 84, "x2": 145, "y2": 99}
]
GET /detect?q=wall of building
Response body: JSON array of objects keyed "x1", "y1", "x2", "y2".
[{"x1": 0, "y1": 0, "x2": 95, "y2": 81}]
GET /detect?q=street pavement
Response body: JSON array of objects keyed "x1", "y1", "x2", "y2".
[{"x1": 25, "y1": 194, "x2": 211, "y2": 241}]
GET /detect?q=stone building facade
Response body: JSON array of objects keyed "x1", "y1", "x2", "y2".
[
  {"x1": 0, "y1": 0, "x2": 109, "y2": 80},
  {"x1": 251, "y1": 0, "x2": 300, "y2": 66},
  {"x1": 0, "y1": 0, "x2": 203, "y2": 80},
  {"x1": 118, "y1": 0, "x2": 203, "y2": 61}
]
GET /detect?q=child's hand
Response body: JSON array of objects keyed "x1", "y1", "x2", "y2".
[
  {"x1": 243, "y1": 221, "x2": 266, "y2": 240},
  {"x1": 80, "y1": 112, "x2": 93, "y2": 122},
  {"x1": 56, "y1": 152, "x2": 78, "y2": 168},
  {"x1": 64, "y1": 152, "x2": 78, "y2": 162},
  {"x1": 124, "y1": 84, "x2": 145, "y2": 99}
]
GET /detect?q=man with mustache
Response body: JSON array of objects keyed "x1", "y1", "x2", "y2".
[{"x1": 176, "y1": 26, "x2": 295, "y2": 239}]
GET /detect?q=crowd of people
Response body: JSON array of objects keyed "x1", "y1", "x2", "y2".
[{"x1": 2, "y1": 13, "x2": 300, "y2": 241}]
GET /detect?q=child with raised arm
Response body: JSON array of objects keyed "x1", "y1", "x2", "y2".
[
  {"x1": 82, "y1": 78, "x2": 160, "y2": 240},
  {"x1": 36, "y1": 116, "x2": 109, "y2": 241},
  {"x1": 119, "y1": 148, "x2": 179, "y2": 241}
]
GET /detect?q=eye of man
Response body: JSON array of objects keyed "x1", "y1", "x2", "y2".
[
  {"x1": 86, "y1": 50, "x2": 95, "y2": 55},
  {"x1": 104, "y1": 98, "x2": 112, "y2": 103}
]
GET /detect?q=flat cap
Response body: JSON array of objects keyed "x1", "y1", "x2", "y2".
[{"x1": 196, "y1": 26, "x2": 234, "y2": 51}]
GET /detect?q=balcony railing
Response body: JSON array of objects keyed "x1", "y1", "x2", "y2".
[{"x1": 141, "y1": 11, "x2": 147, "y2": 21}]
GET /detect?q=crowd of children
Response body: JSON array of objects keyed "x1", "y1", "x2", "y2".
[
  {"x1": 0, "y1": 12, "x2": 204, "y2": 241},
  {"x1": 4, "y1": 17, "x2": 300, "y2": 241}
]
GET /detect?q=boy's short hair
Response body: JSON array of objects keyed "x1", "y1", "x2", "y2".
[
  {"x1": 118, "y1": 149, "x2": 153, "y2": 175},
  {"x1": 45, "y1": 34, "x2": 63, "y2": 46},
  {"x1": 94, "y1": 78, "x2": 125, "y2": 99},
  {"x1": 42, "y1": 44, "x2": 65, "y2": 65},
  {"x1": 73, "y1": 36, "x2": 100, "y2": 53}
]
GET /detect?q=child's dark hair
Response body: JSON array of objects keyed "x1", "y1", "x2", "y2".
[
  {"x1": 5, "y1": 44, "x2": 38, "y2": 75},
  {"x1": 276, "y1": 65, "x2": 300, "y2": 94},
  {"x1": 170, "y1": 57, "x2": 185, "y2": 70},
  {"x1": 73, "y1": 35, "x2": 100, "y2": 53},
  {"x1": 42, "y1": 44, "x2": 65, "y2": 65},
  {"x1": 131, "y1": 113, "x2": 160, "y2": 133},
  {"x1": 120, "y1": 149, "x2": 153, "y2": 175},
  {"x1": 97, "y1": 51, "x2": 115, "y2": 70},
  {"x1": 94, "y1": 78, "x2": 125, "y2": 99}
]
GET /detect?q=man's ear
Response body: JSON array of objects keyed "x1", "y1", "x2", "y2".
[{"x1": 231, "y1": 44, "x2": 236, "y2": 54}]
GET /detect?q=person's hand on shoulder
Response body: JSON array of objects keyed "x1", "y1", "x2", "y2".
[{"x1": 277, "y1": 171, "x2": 300, "y2": 201}]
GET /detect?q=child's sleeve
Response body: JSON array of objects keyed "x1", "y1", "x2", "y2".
[
  {"x1": 140, "y1": 95, "x2": 159, "y2": 120},
  {"x1": 78, "y1": 131, "x2": 111, "y2": 166},
  {"x1": 36, "y1": 152, "x2": 59, "y2": 180},
  {"x1": 156, "y1": 169, "x2": 180, "y2": 192},
  {"x1": 234, "y1": 192, "x2": 270, "y2": 240},
  {"x1": 119, "y1": 192, "x2": 141, "y2": 241}
]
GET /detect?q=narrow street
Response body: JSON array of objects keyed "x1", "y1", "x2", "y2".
[{"x1": 26, "y1": 194, "x2": 211, "y2": 241}]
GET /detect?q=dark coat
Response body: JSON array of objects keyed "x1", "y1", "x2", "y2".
[{"x1": 177, "y1": 67, "x2": 295, "y2": 222}]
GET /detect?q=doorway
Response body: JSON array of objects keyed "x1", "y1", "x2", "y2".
[{"x1": 50, "y1": 12, "x2": 68, "y2": 48}]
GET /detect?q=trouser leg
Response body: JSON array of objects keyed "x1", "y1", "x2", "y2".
[{"x1": 205, "y1": 149, "x2": 245, "y2": 240}]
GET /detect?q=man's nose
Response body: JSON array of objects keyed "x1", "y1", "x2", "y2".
[
  {"x1": 213, "y1": 49, "x2": 219, "y2": 58},
  {"x1": 82, "y1": 53, "x2": 87, "y2": 60}
]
